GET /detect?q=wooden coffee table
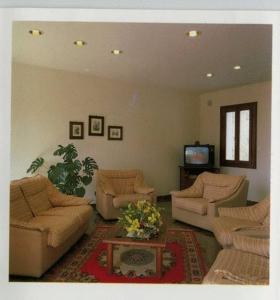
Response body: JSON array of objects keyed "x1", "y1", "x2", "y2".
[{"x1": 103, "y1": 222, "x2": 167, "y2": 278}]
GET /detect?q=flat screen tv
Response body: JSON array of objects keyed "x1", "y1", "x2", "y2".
[{"x1": 184, "y1": 144, "x2": 215, "y2": 168}]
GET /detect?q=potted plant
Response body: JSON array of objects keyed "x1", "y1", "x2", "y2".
[
  {"x1": 118, "y1": 200, "x2": 163, "y2": 240},
  {"x1": 27, "y1": 143, "x2": 98, "y2": 197}
]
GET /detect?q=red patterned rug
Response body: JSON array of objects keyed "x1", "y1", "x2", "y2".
[{"x1": 43, "y1": 225, "x2": 207, "y2": 283}]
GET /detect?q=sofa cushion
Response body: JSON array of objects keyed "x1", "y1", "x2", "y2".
[
  {"x1": 10, "y1": 184, "x2": 33, "y2": 221},
  {"x1": 113, "y1": 193, "x2": 153, "y2": 208},
  {"x1": 212, "y1": 216, "x2": 260, "y2": 247},
  {"x1": 20, "y1": 175, "x2": 52, "y2": 216},
  {"x1": 39, "y1": 206, "x2": 92, "y2": 226},
  {"x1": 29, "y1": 215, "x2": 81, "y2": 247},
  {"x1": 173, "y1": 197, "x2": 207, "y2": 216}
]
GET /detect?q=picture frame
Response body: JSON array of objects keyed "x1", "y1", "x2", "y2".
[
  {"x1": 88, "y1": 115, "x2": 104, "y2": 136},
  {"x1": 108, "y1": 126, "x2": 123, "y2": 140},
  {"x1": 69, "y1": 121, "x2": 84, "y2": 139}
]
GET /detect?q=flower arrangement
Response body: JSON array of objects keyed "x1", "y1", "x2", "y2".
[{"x1": 118, "y1": 200, "x2": 163, "y2": 240}]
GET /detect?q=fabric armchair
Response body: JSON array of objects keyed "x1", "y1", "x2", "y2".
[
  {"x1": 96, "y1": 169, "x2": 155, "y2": 220},
  {"x1": 171, "y1": 172, "x2": 249, "y2": 231}
]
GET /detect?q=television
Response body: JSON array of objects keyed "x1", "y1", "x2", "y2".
[{"x1": 184, "y1": 144, "x2": 215, "y2": 168}]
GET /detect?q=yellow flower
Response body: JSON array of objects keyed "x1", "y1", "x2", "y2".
[{"x1": 125, "y1": 215, "x2": 132, "y2": 223}]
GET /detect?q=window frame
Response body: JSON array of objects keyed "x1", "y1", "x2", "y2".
[{"x1": 220, "y1": 102, "x2": 257, "y2": 169}]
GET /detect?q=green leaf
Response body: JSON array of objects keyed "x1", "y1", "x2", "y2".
[
  {"x1": 74, "y1": 187, "x2": 85, "y2": 197},
  {"x1": 82, "y1": 157, "x2": 98, "y2": 176},
  {"x1": 54, "y1": 144, "x2": 78, "y2": 162},
  {"x1": 65, "y1": 174, "x2": 80, "y2": 191},
  {"x1": 81, "y1": 176, "x2": 92, "y2": 186},
  {"x1": 27, "y1": 157, "x2": 44, "y2": 174},
  {"x1": 47, "y1": 164, "x2": 67, "y2": 185}
]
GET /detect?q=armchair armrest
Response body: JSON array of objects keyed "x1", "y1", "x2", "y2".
[
  {"x1": 10, "y1": 219, "x2": 49, "y2": 232},
  {"x1": 170, "y1": 186, "x2": 202, "y2": 198},
  {"x1": 171, "y1": 175, "x2": 203, "y2": 198},
  {"x1": 134, "y1": 184, "x2": 154, "y2": 194},
  {"x1": 134, "y1": 172, "x2": 154, "y2": 195},
  {"x1": 98, "y1": 175, "x2": 116, "y2": 196}
]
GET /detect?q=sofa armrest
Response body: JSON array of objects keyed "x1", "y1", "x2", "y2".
[
  {"x1": 218, "y1": 206, "x2": 254, "y2": 220},
  {"x1": 10, "y1": 220, "x2": 49, "y2": 277},
  {"x1": 233, "y1": 234, "x2": 270, "y2": 257},
  {"x1": 10, "y1": 219, "x2": 49, "y2": 232},
  {"x1": 53, "y1": 195, "x2": 90, "y2": 207},
  {"x1": 46, "y1": 180, "x2": 91, "y2": 206},
  {"x1": 208, "y1": 193, "x2": 248, "y2": 218}
]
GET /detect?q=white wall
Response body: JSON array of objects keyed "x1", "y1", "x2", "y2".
[
  {"x1": 11, "y1": 63, "x2": 200, "y2": 200},
  {"x1": 199, "y1": 82, "x2": 271, "y2": 201}
]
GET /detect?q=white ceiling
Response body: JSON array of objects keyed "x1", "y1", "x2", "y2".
[{"x1": 12, "y1": 22, "x2": 272, "y2": 93}]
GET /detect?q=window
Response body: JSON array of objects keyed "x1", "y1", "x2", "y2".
[{"x1": 220, "y1": 102, "x2": 257, "y2": 168}]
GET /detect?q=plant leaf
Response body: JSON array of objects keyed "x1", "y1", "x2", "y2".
[
  {"x1": 82, "y1": 157, "x2": 98, "y2": 176},
  {"x1": 47, "y1": 164, "x2": 67, "y2": 185},
  {"x1": 53, "y1": 144, "x2": 78, "y2": 162},
  {"x1": 81, "y1": 176, "x2": 92, "y2": 186},
  {"x1": 74, "y1": 187, "x2": 85, "y2": 197},
  {"x1": 64, "y1": 174, "x2": 80, "y2": 193},
  {"x1": 27, "y1": 157, "x2": 44, "y2": 174}
]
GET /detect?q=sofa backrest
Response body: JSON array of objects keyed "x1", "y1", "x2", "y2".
[
  {"x1": 97, "y1": 169, "x2": 141, "y2": 195},
  {"x1": 10, "y1": 175, "x2": 53, "y2": 218},
  {"x1": 251, "y1": 196, "x2": 270, "y2": 223},
  {"x1": 10, "y1": 183, "x2": 33, "y2": 221},
  {"x1": 200, "y1": 172, "x2": 245, "y2": 201}
]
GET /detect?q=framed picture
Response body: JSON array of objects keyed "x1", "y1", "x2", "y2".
[
  {"x1": 108, "y1": 126, "x2": 123, "y2": 140},
  {"x1": 69, "y1": 121, "x2": 84, "y2": 139},
  {"x1": 88, "y1": 115, "x2": 104, "y2": 136}
]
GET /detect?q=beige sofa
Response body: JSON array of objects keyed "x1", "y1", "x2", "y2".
[
  {"x1": 212, "y1": 196, "x2": 270, "y2": 248},
  {"x1": 10, "y1": 175, "x2": 93, "y2": 278},
  {"x1": 203, "y1": 234, "x2": 269, "y2": 284},
  {"x1": 171, "y1": 172, "x2": 249, "y2": 231},
  {"x1": 96, "y1": 169, "x2": 155, "y2": 220}
]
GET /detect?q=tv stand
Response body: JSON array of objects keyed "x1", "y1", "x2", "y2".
[{"x1": 179, "y1": 166, "x2": 219, "y2": 190}]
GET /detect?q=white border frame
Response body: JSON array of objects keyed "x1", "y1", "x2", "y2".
[{"x1": 0, "y1": 8, "x2": 280, "y2": 300}]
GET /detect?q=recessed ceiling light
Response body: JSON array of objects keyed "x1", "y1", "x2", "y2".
[
  {"x1": 29, "y1": 29, "x2": 43, "y2": 36},
  {"x1": 187, "y1": 30, "x2": 201, "y2": 38},
  {"x1": 111, "y1": 49, "x2": 123, "y2": 55},
  {"x1": 233, "y1": 65, "x2": 241, "y2": 70},
  {"x1": 206, "y1": 73, "x2": 214, "y2": 78},
  {"x1": 74, "y1": 40, "x2": 87, "y2": 47}
]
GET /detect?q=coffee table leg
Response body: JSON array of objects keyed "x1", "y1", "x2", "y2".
[
  {"x1": 156, "y1": 247, "x2": 162, "y2": 278},
  {"x1": 107, "y1": 243, "x2": 113, "y2": 274}
]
